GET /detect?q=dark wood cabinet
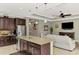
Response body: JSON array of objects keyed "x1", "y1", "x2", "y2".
[
  {"x1": 32, "y1": 47, "x2": 41, "y2": 55},
  {"x1": 9, "y1": 18, "x2": 15, "y2": 30},
  {"x1": 20, "y1": 39, "x2": 50, "y2": 55},
  {"x1": 4, "y1": 18, "x2": 10, "y2": 30},
  {"x1": 0, "y1": 36, "x2": 16, "y2": 46},
  {"x1": 28, "y1": 42, "x2": 41, "y2": 55},
  {"x1": 16, "y1": 18, "x2": 26, "y2": 25},
  {"x1": 0, "y1": 17, "x2": 15, "y2": 30},
  {"x1": 0, "y1": 17, "x2": 26, "y2": 46},
  {"x1": 20, "y1": 39, "x2": 28, "y2": 52},
  {"x1": 0, "y1": 18, "x2": 5, "y2": 29},
  {"x1": 0, "y1": 17, "x2": 26, "y2": 30}
]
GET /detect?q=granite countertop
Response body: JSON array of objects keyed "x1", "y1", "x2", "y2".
[
  {"x1": 17, "y1": 36, "x2": 53, "y2": 45},
  {"x1": 0, "y1": 30, "x2": 13, "y2": 36},
  {"x1": 0, "y1": 34, "x2": 15, "y2": 36}
]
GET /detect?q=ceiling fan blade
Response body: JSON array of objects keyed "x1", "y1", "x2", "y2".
[{"x1": 64, "y1": 14, "x2": 72, "y2": 16}]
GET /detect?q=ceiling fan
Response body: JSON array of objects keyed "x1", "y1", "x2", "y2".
[
  {"x1": 52, "y1": 11, "x2": 72, "y2": 18},
  {"x1": 59, "y1": 11, "x2": 72, "y2": 18}
]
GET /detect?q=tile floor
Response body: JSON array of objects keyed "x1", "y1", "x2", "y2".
[
  {"x1": 0, "y1": 44, "x2": 79, "y2": 55},
  {"x1": 53, "y1": 47, "x2": 79, "y2": 55},
  {"x1": 0, "y1": 44, "x2": 17, "y2": 55}
]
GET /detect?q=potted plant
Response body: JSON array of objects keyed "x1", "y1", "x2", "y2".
[{"x1": 50, "y1": 27, "x2": 53, "y2": 34}]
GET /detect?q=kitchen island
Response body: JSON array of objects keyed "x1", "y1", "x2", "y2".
[{"x1": 17, "y1": 36, "x2": 53, "y2": 55}]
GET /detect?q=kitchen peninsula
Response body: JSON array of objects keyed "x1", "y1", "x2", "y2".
[{"x1": 17, "y1": 36, "x2": 53, "y2": 55}]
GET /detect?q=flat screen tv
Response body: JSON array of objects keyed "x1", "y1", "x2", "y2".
[{"x1": 62, "y1": 22, "x2": 73, "y2": 29}]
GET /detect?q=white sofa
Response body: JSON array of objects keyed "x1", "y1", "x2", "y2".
[{"x1": 46, "y1": 34, "x2": 76, "y2": 51}]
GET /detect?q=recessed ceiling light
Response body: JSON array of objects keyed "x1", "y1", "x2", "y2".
[{"x1": 35, "y1": 7, "x2": 38, "y2": 9}]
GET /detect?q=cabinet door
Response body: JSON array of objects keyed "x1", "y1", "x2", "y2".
[
  {"x1": 33, "y1": 48, "x2": 41, "y2": 55},
  {"x1": 28, "y1": 42, "x2": 41, "y2": 55},
  {"x1": 0, "y1": 18, "x2": 4, "y2": 29},
  {"x1": 19, "y1": 19, "x2": 25, "y2": 25},
  {"x1": 4, "y1": 18, "x2": 9, "y2": 29},
  {"x1": 20, "y1": 40, "x2": 28, "y2": 52},
  {"x1": 28, "y1": 46, "x2": 41, "y2": 55},
  {"x1": 9, "y1": 19, "x2": 15, "y2": 30},
  {"x1": 16, "y1": 19, "x2": 25, "y2": 25},
  {"x1": 0, "y1": 17, "x2": 15, "y2": 30},
  {"x1": 22, "y1": 19, "x2": 25, "y2": 25},
  {"x1": 0, "y1": 18, "x2": 2, "y2": 29}
]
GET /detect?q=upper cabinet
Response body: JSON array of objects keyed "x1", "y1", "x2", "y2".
[
  {"x1": 0, "y1": 18, "x2": 4, "y2": 29},
  {"x1": 4, "y1": 18, "x2": 10, "y2": 30},
  {"x1": 9, "y1": 18, "x2": 15, "y2": 30},
  {"x1": 0, "y1": 17, "x2": 15, "y2": 30},
  {"x1": 16, "y1": 18, "x2": 26, "y2": 25},
  {"x1": 0, "y1": 17, "x2": 26, "y2": 30}
]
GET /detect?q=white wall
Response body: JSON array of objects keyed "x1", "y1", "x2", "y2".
[
  {"x1": 38, "y1": 20, "x2": 52, "y2": 36},
  {"x1": 52, "y1": 18, "x2": 79, "y2": 42},
  {"x1": 29, "y1": 20, "x2": 52, "y2": 37}
]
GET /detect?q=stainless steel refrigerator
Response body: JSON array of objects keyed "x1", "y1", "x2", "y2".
[
  {"x1": 16, "y1": 25, "x2": 26, "y2": 50},
  {"x1": 17, "y1": 25, "x2": 26, "y2": 36}
]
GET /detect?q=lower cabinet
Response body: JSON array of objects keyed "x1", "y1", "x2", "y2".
[
  {"x1": 20, "y1": 40, "x2": 41, "y2": 55},
  {"x1": 28, "y1": 42, "x2": 41, "y2": 55},
  {"x1": 20, "y1": 39, "x2": 50, "y2": 55},
  {"x1": 0, "y1": 36, "x2": 16, "y2": 46},
  {"x1": 33, "y1": 48, "x2": 41, "y2": 55},
  {"x1": 0, "y1": 37, "x2": 6, "y2": 46},
  {"x1": 20, "y1": 40, "x2": 28, "y2": 52}
]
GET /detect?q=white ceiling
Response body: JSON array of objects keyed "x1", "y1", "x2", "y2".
[
  {"x1": 0, "y1": 3, "x2": 59, "y2": 17},
  {"x1": 0, "y1": 3, "x2": 79, "y2": 21}
]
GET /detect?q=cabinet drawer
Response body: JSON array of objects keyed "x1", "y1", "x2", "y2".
[
  {"x1": 28, "y1": 42, "x2": 41, "y2": 49},
  {"x1": 33, "y1": 48, "x2": 41, "y2": 55}
]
